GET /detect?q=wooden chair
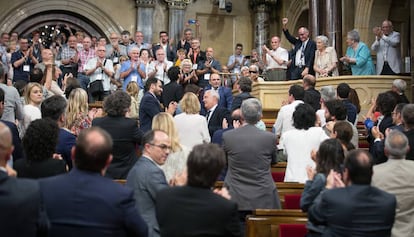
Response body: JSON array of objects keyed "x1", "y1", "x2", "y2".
[
  {"x1": 271, "y1": 171, "x2": 285, "y2": 182},
  {"x1": 113, "y1": 179, "x2": 126, "y2": 185},
  {"x1": 283, "y1": 194, "x2": 302, "y2": 209},
  {"x1": 279, "y1": 223, "x2": 307, "y2": 237},
  {"x1": 246, "y1": 209, "x2": 307, "y2": 237}
]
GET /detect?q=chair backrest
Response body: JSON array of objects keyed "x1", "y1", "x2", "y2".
[
  {"x1": 283, "y1": 194, "x2": 302, "y2": 209},
  {"x1": 279, "y1": 223, "x2": 307, "y2": 237},
  {"x1": 271, "y1": 172, "x2": 285, "y2": 182}
]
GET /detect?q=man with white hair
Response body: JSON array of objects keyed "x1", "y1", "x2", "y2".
[
  {"x1": 203, "y1": 89, "x2": 231, "y2": 137},
  {"x1": 391, "y1": 79, "x2": 409, "y2": 103},
  {"x1": 146, "y1": 48, "x2": 173, "y2": 85},
  {"x1": 372, "y1": 130, "x2": 414, "y2": 237}
]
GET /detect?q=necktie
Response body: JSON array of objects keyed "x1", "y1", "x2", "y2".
[
  {"x1": 206, "y1": 110, "x2": 211, "y2": 122},
  {"x1": 300, "y1": 43, "x2": 305, "y2": 66}
]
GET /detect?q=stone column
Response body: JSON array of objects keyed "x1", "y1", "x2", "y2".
[
  {"x1": 135, "y1": 0, "x2": 156, "y2": 43},
  {"x1": 309, "y1": 0, "x2": 320, "y2": 37},
  {"x1": 410, "y1": 0, "x2": 414, "y2": 100},
  {"x1": 249, "y1": 0, "x2": 277, "y2": 56},
  {"x1": 164, "y1": 0, "x2": 191, "y2": 46}
]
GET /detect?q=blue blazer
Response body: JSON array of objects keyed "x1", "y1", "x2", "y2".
[
  {"x1": 1, "y1": 119, "x2": 24, "y2": 161},
  {"x1": 283, "y1": 29, "x2": 316, "y2": 76},
  {"x1": 204, "y1": 85, "x2": 233, "y2": 111},
  {"x1": 127, "y1": 157, "x2": 169, "y2": 237},
  {"x1": 40, "y1": 168, "x2": 148, "y2": 237},
  {"x1": 139, "y1": 92, "x2": 162, "y2": 133}
]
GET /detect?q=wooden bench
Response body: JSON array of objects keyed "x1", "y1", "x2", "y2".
[{"x1": 246, "y1": 209, "x2": 308, "y2": 237}]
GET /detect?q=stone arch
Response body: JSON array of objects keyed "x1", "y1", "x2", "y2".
[
  {"x1": 353, "y1": 0, "x2": 374, "y2": 43},
  {"x1": 285, "y1": 0, "x2": 309, "y2": 31},
  {"x1": 0, "y1": 0, "x2": 123, "y2": 36}
]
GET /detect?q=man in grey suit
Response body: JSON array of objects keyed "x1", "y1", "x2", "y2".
[
  {"x1": 127, "y1": 130, "x2": 185, "y2": 237},
  {"x1": 372, "y1": 130, "x2": 414, "y2": 237},
  {"x1": 371, "y1": 20, "x2": 401, "y2": 75},
  {"x1": 223, "y1": 98, "x2": 280, "y2": 234}
]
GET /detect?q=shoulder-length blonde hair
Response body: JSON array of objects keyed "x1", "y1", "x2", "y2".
[
  {"x1": 126, "y1": 81, "x2": 139, "y2": 97},
  {"x1": 24, "y1": 82, "x2": 43, "y2": 105},
  {"x1": 152, "y1": 112, "x2": 181, "y2": 152},
  {"x1": 65, "y1": 88, "x2": 88, "y2": 129},
  {"x1": 180, "y1": 92, "x2": 200, "y2": 114}
]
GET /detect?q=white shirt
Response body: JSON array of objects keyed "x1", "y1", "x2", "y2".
[
  {"x1": 273, "y1": 100, "x2": 304, "y2": 137},
  {"x1": 266, "y1": 47, "x2": 288, "y2": 69},
  {"x1": 295, "y1": 39, "x2": 309, "y2": 67},
  {"x1": 146, "y1": 60, "x2": 173, "y2": 85},
  {"x1": 174, "y1": 113, "x2": 211, "y2": 149},
  {"x1": 84, "y1": 57, "x2": 114, "y2": 91}
]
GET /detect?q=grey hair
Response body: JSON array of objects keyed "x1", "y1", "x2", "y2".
[
  {"x1": 320, "y1": 85, "x2": 336, "y2": 102},
  {"x1": 347, "y1": 30, "x2": 360, "y2": 42},
  {"x1": 316, "y1": 35, "x2": 329, "y2": 47},
  {"x1": 205, "y1": 89, "x2": 220, "y2": 101},
  {"x1": 392, "y1": 79, "x2": 406, "y2": 92},
  {"x1": 385, "y1": 130, "x2": 409, "y2": 159},
  {"x1": 249, "y1": 64, "x2": 259, "y2": 71},
  {"x1": 241, "y1": 98, "x2": 262, "y2": 124}
]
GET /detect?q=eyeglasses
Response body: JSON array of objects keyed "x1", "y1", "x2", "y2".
[
  {"x1": 149, "y1": 143, "x2": 172, "y2": 151},
  {"x1": 97, "y1": 49, "x2": 106, "y2": 52},
  {"x1": 249, "y1": 71, "x2": 257, "y2": 73}
]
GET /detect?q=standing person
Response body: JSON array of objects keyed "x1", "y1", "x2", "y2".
[
  {"x1": 227, "y1": 43, "x2": 245, "y2": 79},
  {"x1": 223, "y1": 98, "x2": 280, "y2": 234},
  {"x1": 84, "y1": 45, "x2": 114, "y2": 102},
  {"x1": 371, "y1": 20, "x2": 401, "y2": 75},
  {"x1": 203, "y1": 89, "x2": 231, "y2": 137},
  {"x1": 92, "y1": 91, "x2": 143, "y2": 179},
  {"x1": 187, "y1": 38, "x2": 206, "y2": 65},
  {"x1": 146, "y1": 48, "x2": 173, "y2": 86},
  {"x1": 196, "y1": 47, "x2": 222, "y2": 88},
  {"x1": 0, "y1": 66, "x2": 24, "y2": 123},
  {"x1": 77, "y1": 37, "x2": 95, "y2": 90},
  {"x1": 204, "y1": 73, "x2": 232, "y2": 111},
  {"x1": 372, "y1": 130, "x2": 414, "y2": 237},
  {"x1": 313, "y1": 35, "x2": 339, "y2": 78},
  {"x1": 105, "y1": 32, "x2": 127, "y2": 66},
  {"x1": 128, "y1": 31, "x2": 151, "y2": 53},
  {"x1": 139, "y1": 78, "x2": 163, "y2": 133},
  {"x1": 282, "y1": 18, "x2": 316, "y2": 79},
  {"x1": 40, "y1": 127, "x2": 148, "y2": 237},
  {"x1": 0, "y1": 121, "x2": 48, "y2": 237},
  {"x1": 60, "y1": 35, "x2": 79, "y2": 77},
  {"x1": 11, "y1": 37, "x2": 39, "y2": 83},
  {"x1": 23, "y1": 82, "x2": 43, "y2": 129},
  {"x1": 156, "y1": 143, "x2": 241, "y2": 237},
  {"x1": 262, "y1": 36, "x2": 288, "y2": 81},
  {"x1": 308, "y1": 149, "x2": 396, "y2": 237},
  {"x1": 161, "y1": 66, "x2": 184, "y2": 109},
  {"x1": 152, "y1": 31, "x2": 176, "y2": 62},
  {"x1": 120, "y1": 47, "x2": 146, "y2": 91},
  {"x1": 177, "y1": 28, "x2": 193, "y2": 53},
  {"x1": 340, "y1": 30, "x2": 375, "y2": 75}
]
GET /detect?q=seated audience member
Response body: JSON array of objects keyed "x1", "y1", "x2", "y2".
[
  {"x1": 280, "y1": 103, "x2": 329, "y2": 183},
  {"x1": 40, "y1": 127, "x2": 148, "y2": 237},
  {"x1": 372, "y1": 130, "x2": 414, "y2": 237},
  {"x1": 92, "y1": 91, "x2": 143, "y2": 179},
  {"x1": 331, "y1": 121, "x2": 356, "y2": 152},
  {"x1": 0, "y1": 121, "x2": 48, "y2": 236},
  {"x1": 65, "y1": 88, "x2": 94, "y2": 136},
  {"x1": 156, "y1": 143, "x2": 241, "y2": 237},
  {"x1": 316, "y1": 85, "x2": 336, "y2": 127},
  {"x1": 127, "y1": 130, "x2": 185, "y2": 237},
  {"x1": 152, "y1": 112, "x2": 190, "y2": 184},
  {"x1": 14, "y1": 118, "x2": 67, "y2": 178},
  {"x1": 248, "y1": 64, "x2": 264, "y2": 83},
  {"x1": 300, "y1": 139, "x2": 345, "y2": 236},
  {"x1": 203, "y1": 89, "x2": 231, "y2": 137},
  {"x1": 336, "y1": 83, "x2": 357, "y2": 124},
  {"x1": 391, "y1": 79, "x2": 410, "y2": 103},
  {"x1": 174, "y1": 92, "x2": 210, "y2": 149},
  {"x1": 231, "y1": 76, "x2": 253, "y2": 111},
  {"x1": 41, "y1": 95, "x2": 76, "y2": 170},
  {"x1": 308, "y1": 149, "x2": 396, "y2": 236}
]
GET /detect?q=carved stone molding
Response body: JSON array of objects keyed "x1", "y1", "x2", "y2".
[
  {"x1": 135, "y1": 0, "x2": 155, "y2": 7},
  {"x1": 164, "y1": 0, "x2": 191, "y2": 10},
  {"x1": 249, "y1": 0, "x2": 277, "y2": 9}
]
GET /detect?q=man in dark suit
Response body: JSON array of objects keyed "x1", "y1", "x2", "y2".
[
  {"x1": 0, "y1": 121, "x2": 48, "y2": 237},
  {"x1": 203, "y1": 89, "x2": 231, "y2": 137},
  {"x1": 303, "y1": 74, "x2": 321, "y2": 111},
  {"x1": 336, "y1": 83, "x2": 357, "y2": 124},
  {"x1": 223, "y1": 98, "x2": 280, "y2": 235},
  {"x1": 204, "y1": 72, "x2": 232, "y2": 111},
  {"x1": 39, "y1": 127, "x2": 148, "y2": 237},
  {"x1": 139, "y1": 78, "x2": 164, "y2": 133},
  {"x1": 156, "y1": 143, "x2": 241, "y2": 237},
  {"x1": 152, "y1": 31, "x2": 176, "y2": 62},
  {"x1": 282, "y1": 18, "x2": 316, "y2": 79},
  {"x1": 231, "y1": 76, "x2": 253, "y2": 111},
  {"x1": 308, "y1": 149, "x2": 396, "y2": 237},
  {"x1": 127, "y1": 130, "x2": 184, "y2": 237},
  {"x1": 161, "y1": 66, "x2": 183, "y2": 108}
]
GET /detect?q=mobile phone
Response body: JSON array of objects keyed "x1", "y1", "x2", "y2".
[
  {"x1": 188, "y1": 19, "x2": 197, "y2": 24},
  {"x1": 244, "y1": 55, "x2": 251, "y2": 59}
]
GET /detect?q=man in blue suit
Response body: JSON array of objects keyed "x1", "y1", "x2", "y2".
[
  {"x1": 40, "y1": 127, "x2": 148, "y2": 237},
  {"x1": 204, "y1": 73, "x2": 233, "y2": 111},
  {"x1": 127, "y1": 130, "x2": 184, "y2": 237}
]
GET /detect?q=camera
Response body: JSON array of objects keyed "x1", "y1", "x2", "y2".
[
  {"x1": 225, "y1": 1, "x2": 232, "y2": 13},
  {"x1": 188, "y1": 19, "x2": 197, "y2": 25}
]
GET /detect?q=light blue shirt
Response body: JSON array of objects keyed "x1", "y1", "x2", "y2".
[
  {"x1": 120, "y1": 60, "x2": 146, "y2": 90},
  {"x1": 345, "y1": 42, "x2": 375, "y2": 75}
]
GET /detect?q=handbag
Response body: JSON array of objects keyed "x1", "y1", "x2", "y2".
[{"x1": 89, "y1": 80, "x2": 104, "y2": 96}]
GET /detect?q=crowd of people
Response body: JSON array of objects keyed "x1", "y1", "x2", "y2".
[{"x1": 0, "y1": 17, "x2": 412, "y2": 237}]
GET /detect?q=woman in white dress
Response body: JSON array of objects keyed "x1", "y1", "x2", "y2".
[
  {"x1": 22, "y1": 82, "x2": 43, "y2": 134},
  {"x1": 313, "y1": 35, "x2": 339, "y2": 78},
  {"x1": 174, "y1": 92, "x2": 210, "y2": 149}
]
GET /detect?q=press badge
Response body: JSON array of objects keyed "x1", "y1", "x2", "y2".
[
  {"x1": 23, "y1": 65, "x2": 30, "y2": 72},
  {"x1": 113, "y1": 57, "x2": 119, "y2": 63},
  {"x1": 192, "y1": 64, "x2": 198, "y2": 70},
  {"x1": 131, "y1": 75, "x2": 138, "y2": 82},
  {"x1": 204, "y1": 73, "x2": 210, "y2": 80},
  {"x1": 96, "y1": 74, "x2": 103, "y2": 80}
]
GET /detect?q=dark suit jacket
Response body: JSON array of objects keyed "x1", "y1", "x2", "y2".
[
  {"x1": 56, "y1": 128, "x2": 76, "y2": 170},
  {"x1": 161, "y1": 81, "x2": 184, "y2": 108},
  {"x1": 308, "y1": 185, "x2": 396, "y2": 237},
  {"x1": 152, "y1": 43, "x2": 176, "y2": 62},
  {"x1": 304, "y1": 87, "x2": 321, "y2": 111},
  {"x1": 126, "y1": 156, "x2": 169, "y2": 237},
  {"x1": 342, "y1": 99, "x2": 357, "y2": 124},
  {"x1": 404, "y1": 129, "x2": 414, "y2": 161},
  {"x1": 1, "y1": 119, "x2": 24, "y2": 161},
  {"x1": 231, "y1": 92, "x2": 254, "y2": 111},
  {"x1": 283, "y1": 29, "x2": 316, "y2": 78},
  {"x1": 204, "y1": 85, "x2": 233, "y2": 111},
  {"x1": 139, "y1": 92, "x2": 162, "y2": 133},
  {"x1": 156, "y1": 186, "x2": 241, "y2": 237},
  {"x1": 207, "y1": 106, "x2": 231, "y2": 138},
  {"x1": 92, "y1": 116, "x2": 143, "y2": 179},
  {"x1": 39, "y1": 168, "x2": 148, "y2": 237},
  {"x1": 0, "y1": 170, "x2": 48, "y2": 237},
  {"x1": 188, "y1": 50, "x2": 206, "y2": 65}
]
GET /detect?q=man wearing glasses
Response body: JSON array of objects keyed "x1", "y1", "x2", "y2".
[
  {"x1": 262, "y1": 36, "x2": 288, "y2": 81},
  {"x1": 127, "y1": 130, "x2": 186, "y2": 237}
]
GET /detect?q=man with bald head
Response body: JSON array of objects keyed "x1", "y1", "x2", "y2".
[
  {"x1": 40, "y1": 127, "x2": 148, "y2": 237},
  {"x1": 105, "y1": 32, "x2": 127, "y2": 65},
  {"x1": 282, "y1": 18, "x2": 316, "y2": 79},
  {"x1": 0, "y1": 121, "x2": 47, "y2": 236},
  {"x1": 262, "y1": 36, "x2": 289, "y2": 81}
]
